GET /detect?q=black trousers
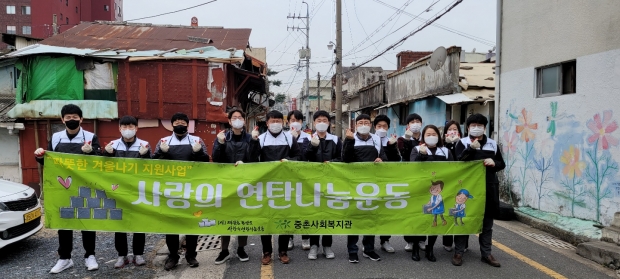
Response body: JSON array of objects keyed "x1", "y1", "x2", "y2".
[
  {"x1": 309, "y1": 235, "x2": 333, "y2": 247},
  {"x1": 115, "y1": 233, "x2": 145, "y2": 256},
  {"x1": 166, "y1": 234, "x2": 197, "y2": 260},
  {"x1": 380, "y1": 235, "x2": 391, "y2": 244},
  {"x1": 58, "y1": 230, "x2": 96, "y2": 259},
  {"x1": 221, "y1": 235, "x2": 248, "y2": 250},
  {"x1": 261, "y1": 235, "x2": 291, "y2": 253},
  {"x1": 414, "y1": 235, "x2": 437, "y2": 247},
  {"x1": 455, "y1": 214, "x2": 492, "y2": 256},
  {"x1": 404, "y1": 235, "x2": 426, "y2": 243}
]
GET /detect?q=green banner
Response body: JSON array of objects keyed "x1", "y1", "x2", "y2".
[{"x1": 43, "y1": 152, "x2": 486, "y2": 235}]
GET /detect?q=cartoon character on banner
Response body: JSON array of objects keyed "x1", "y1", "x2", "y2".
[
  {"x1": 449, "y1": 189, "x2": 473, "y2": 226},
  {"x1": 422, "y1": 180, "x2": 447, "y2": 227}
]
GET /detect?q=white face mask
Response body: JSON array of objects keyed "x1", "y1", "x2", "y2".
[
  {"x1": 375, "y1": 128, "x2": 388, "y2": 138},
  {"x1": 357, "y1": 125, "x2": 371, "y2": 135},
  {"x1": 409, "y1": 123, "x2": 422, "y2": 133},
  {"x1": 269, "y1": 123, "x2": 283, "y2": 134},
  {"x1": 424, "y1": 136, "x2": 439, "y2": 147},
  {"x1": 469, "y1": 126, "x2": 485, "y2": 137},
  {"x1": 315, "y1": 122, "x2": 329, "y2": 132},
  {"x1": 290, "y1": 122, "x2": 302, "y2": 131},
  {"x1": 231, "y1": 119, "x2": 244, "y2": 129},
  {"x1": 121, "y1": 129, "x2": 136, "y2": 139}
]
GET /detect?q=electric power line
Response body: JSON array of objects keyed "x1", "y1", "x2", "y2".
[
  {"x1": 372, "y1": 0, "x2": 495, "y2": 46},
  {"x1": 345, "y1": 0, "x2": 440, "y2": 57},
  {"x1": 344, "y1": 0, "x2": 464, "y2": 75},
  {"x1": 126, "y1": 0, "x2": 218, "y2": 22}
]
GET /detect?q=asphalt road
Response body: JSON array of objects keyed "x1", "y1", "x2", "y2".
[
  {"x1": 222, "y1": 220, "x2": 617, "y2": 279},
  {"x1": 0, "y1": 220, "x2": 617, "y2": 278}
]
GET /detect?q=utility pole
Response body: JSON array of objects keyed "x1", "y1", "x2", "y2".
[
  {"x1": 53, "y1": 14, "x2": 58, "y2": 35},
  {"x1": 317, "y1": 72, "x2": 321, "y2": 111},
  {"x1": 287, "y1": 2, "x2": 310, "y2": 122},
  {"x1": 335, "y1": 0, "x2": 343, "y2": 137}
]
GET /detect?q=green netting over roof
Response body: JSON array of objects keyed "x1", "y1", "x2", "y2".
[{"x1": 16, "y1": 56, "x2": 84, "y2": 103}]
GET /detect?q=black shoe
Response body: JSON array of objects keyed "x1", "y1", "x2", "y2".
[
  {"x1": 164, "y1": 257, "x2": 179, "y2": 271},
  {"x1": 411, "y1": 243, "x2": 420, "y2": 261},
  {"x1": 214, "y1": 250, "x2": 230, "y2": 265},
  {"x1": 348, "y1": 253, "x2": 359, "y2": 263},
  {"x1": 362, "y1": 251, "x2": 381, "y2": 261},
  {"x1": 425, "y1": 245, "x2": 436, "y2": 262},
  {"x1": 237, "y1": 247, "x2": 249, "y2": 262},
  {"x1": 186, "y1": 257, "x2": 199, "y2": 268}
]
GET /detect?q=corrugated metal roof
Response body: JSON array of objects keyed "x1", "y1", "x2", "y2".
[
  {"x1": 2, "y1": 44, "x2": 245, "y2": 62},
  {"x1": 39, "y1": 21, "x2": 251, "y2": 51}
]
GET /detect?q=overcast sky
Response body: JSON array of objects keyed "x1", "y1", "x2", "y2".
[{"x1": 124, "y1": 0, "x2": 496, "y2": 97}]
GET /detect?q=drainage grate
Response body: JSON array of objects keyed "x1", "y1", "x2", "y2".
[
  {"x1": 520, "y1": 231, "x2": 576, "y2": 250},
  {"x1": 196, "y1": 235, "x2": 221, "y2": 251}
]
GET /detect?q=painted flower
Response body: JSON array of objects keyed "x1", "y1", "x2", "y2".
[
  {"x1": 587, "y1": 110, "x2": 619, "y2": 150},
  {"x1": 515, "y1": 108, "x2": 538, "y2": 142},
  {"x1": 559, "y1": 145, "x2": 586, "y2": 179},
  {"x1": 503, "y1": 131, "x2": 518, "y2": 154}
]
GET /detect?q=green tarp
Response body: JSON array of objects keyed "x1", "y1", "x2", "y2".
[{"x1": 16, "y1": 56, "x2": 84, "y2": 103}]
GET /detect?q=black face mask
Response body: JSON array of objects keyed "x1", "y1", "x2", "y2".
[
  {"x1": 65, "y1": 120, "x2": 80, "y2": 130},
  {"x1": 173, "y1": 125, "x2": 188, "y2": 134}
]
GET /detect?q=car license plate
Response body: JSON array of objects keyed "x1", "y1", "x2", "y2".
[{"x1": 24, "y1": 208, "x2": 41, "y2": 223}]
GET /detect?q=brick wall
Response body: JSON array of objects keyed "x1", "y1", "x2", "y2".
[{"x1": 396, "y1": 51, "x2": 433, "y2": 71}]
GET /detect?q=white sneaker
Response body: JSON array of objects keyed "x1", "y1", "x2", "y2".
[
  {"x1": 323, "y1": 247, "x2": 335, "y2": 259},
  {"x1": 287, "y1": 238, "x2": 294, "y2": 250},
  {"x1": 405, "y1": 242, "x2": 414, "y2": 252},
  {"x1": 50, "y1": 259, "x2": 74, "y2": 274},
  {"x1": 444, "y1": 245, "x2": 453, "y2": 252},
  {"x1": 114, "y1": 256, "x2": 129, "y2": 269},
  {"x1": 85, "y1": 255, "x2": 99, "y2": 271},
  {"x1": 133, "y1": 255, "x2": 147, "y2": 266},
  {"x1": 381, "y1": 241, "x2": 395, "y2": 253},
  {"x1": 419, "y1": 241, "x2": 426, "y2": 251},
  {"x1": 302, "y1": 239, "x2": 311, "y2": 250},
  {"x1": 308, "y1": 245, "x2": 318, "y2": 260}
]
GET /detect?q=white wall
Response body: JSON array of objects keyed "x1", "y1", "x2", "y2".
[
  {"x1": 0, "y1": 131, "x2": 20, "y2": 182},
  {"x1": 499, "y1": 48, "x2": 620, "y2": 225},
  {"x1": 501, "y1": 1, "x2": 620, "y2": 73}
]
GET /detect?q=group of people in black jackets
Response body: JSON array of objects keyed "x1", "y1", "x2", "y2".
[{"x1": 34, "y1": 104, "x2": 504, "y2": 274}]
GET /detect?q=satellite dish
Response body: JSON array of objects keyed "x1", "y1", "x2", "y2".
[{"x1": 428, "y1": 46, "x2": 447, "y2": 72}]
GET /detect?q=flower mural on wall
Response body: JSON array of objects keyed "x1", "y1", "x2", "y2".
[
  {"x1": 584, "y1": 110, "x2": 619, "y2": 222},
  {"x1": 560, "y1": 146, "x2": 586, "y2": 179},
  {"x1": 587, "y1": 111, "x2": 619, "y2": 150},
  {"x1": 516, "y1": 108, "x2": 538, "y2": 142},
  {"x1": 556, "y1": 145, "x2": 588, "y2": 217},
  {"x1": 503, "y1": 131, "x2": 518, "y2": 154}
]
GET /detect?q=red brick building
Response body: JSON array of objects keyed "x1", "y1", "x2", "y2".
[{"x1": 0, "y1": 0, "x2": 122, "y2": 48}]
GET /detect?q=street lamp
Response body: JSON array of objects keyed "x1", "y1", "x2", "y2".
[{"x1": 327, "y1": 41, "x2": 336, "y2": 52}]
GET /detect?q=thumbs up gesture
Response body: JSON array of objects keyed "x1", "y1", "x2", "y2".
[
  {"x1": 470, "y1": 139, "x2": 481, "y2": 150},
  {"x1": 290, "y1": 127, "x2": 299, "y2": 139},
  {"x1": 311, "y1": 134, "x2": 320, "y2": 147},
  {"x1": 419, "y1": 144, "x2": 428, "y2": 155},
  {"x1": 346, "y1": 128, "x2": 354, "y2": 139},
  {"x1": 388, "y1": 134, "x2": 397, "y2": 145},
  {"x1": 139, "y1": 143, "x2": 150, "y2": 155},
  {"x1": 160, "y1": 140, "x2": 169, "y2": 153},
  {"x1": 82, "y1": 141, "x2": 93, "y2": 153},
  {"x1": 105, "y1": 141, "x2": 114, "y2": 154},
  {"x1": 251, "y1": 126, "x2": 260, "y2": 140},
  {"x1": 217, "y1": 130, "x2": 226, "y2": 144},
  {"x1": 192, "y1": 140, "x2": 203, "y2": 153}
]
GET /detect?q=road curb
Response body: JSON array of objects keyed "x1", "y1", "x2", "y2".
[
  {"x1": 514, "y1": 211, "x2": 596, "y2": 246},
  {"x1": 576, "y1": 241, "x2": 620, "y2": 270}
]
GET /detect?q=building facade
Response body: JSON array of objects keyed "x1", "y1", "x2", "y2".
[
  {"x1": 0, "y1": 0, "x2": 122, "y2": 48},
  {"x1": 496, "y1": 0, "x2": 620, "y2": 225}
]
